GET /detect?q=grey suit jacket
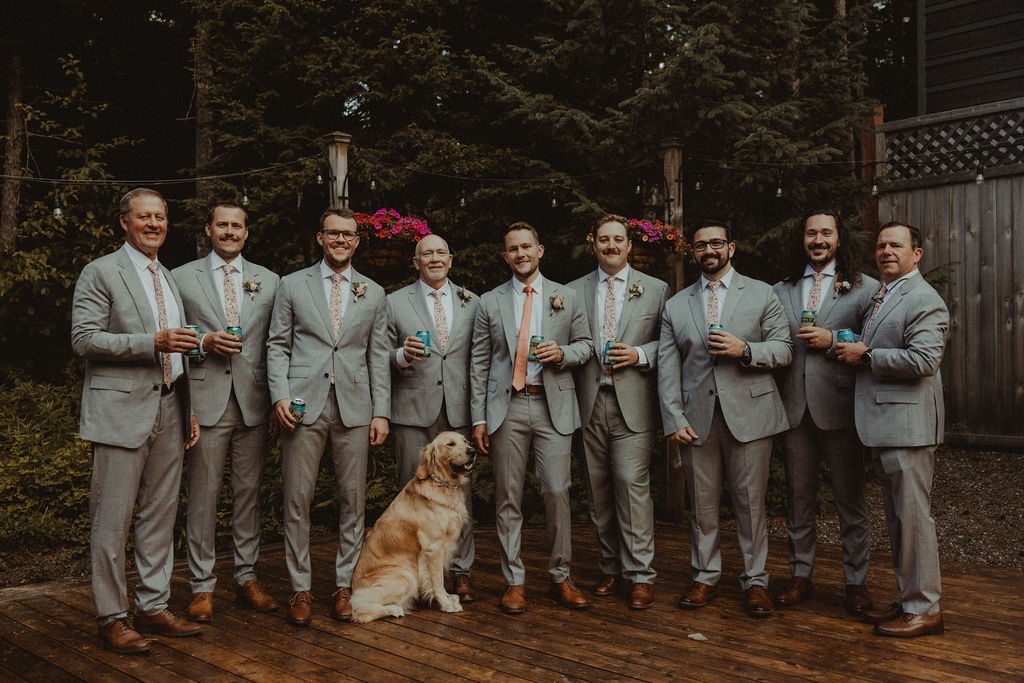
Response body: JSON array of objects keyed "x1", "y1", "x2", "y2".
[
  {"x1": 658, "y1": 271, "x2": 792, "y2": 445},
  {"x1": 470, "y1": 276, "x2": 593, "y2": 436},
  {"x1": 172, "y1": 255, "x2": 279, "y2": 427},
  {"x1": 72, "y1": 245, "x2": 192, "y2": 449},
  {"x1": 567, "y1": 268, "x2": 668, "y2": 433},
  {"x1": 387, "y1": 281, "x2": 479, "y2": 428},
  {"x1": 773, "y1": 273, "x2": 879, "y2": 430},
  {"x1": 266, "y1": 264, "x2": 390, "y2": 427},
  {"x1": 853, "y1": 273, "x2": 948, "y2": 448}
]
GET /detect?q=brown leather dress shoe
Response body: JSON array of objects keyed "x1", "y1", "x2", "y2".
[
  {"x1": 332, "y1": 586, "x2": 353, "y2": 622},
  {"x1": 237, "y1": 579, "x2": 279, "y2": 612},
  {"x1": 874, "y1": 612, "x2": 944, "y2": 638},
  {"x1": 592, "y1": 574, "x2": 625, "y2": 597},
  {"x1": 774, "y1": 577, "x2": 812, "y2": 607},
  {"x1": 454, "y1": 575, "x2": 477, "y2": 603},
  {"x1": 550, "y1": 577, "x2": 589, "y2": 610},
  {"x1": 743, "y1": 586, "x2": 774, "y2": 618},
  {"x1": 861, "y1": 600, "x2": 902, "y2": 625},
  {"x1": 677, "y1": 581, "x2": 718, "y2": 609},
  {"x1": 186, "y1": 592, "x2": 213, "y2": 623},
  {"x1": 286, "y1": 590, "x2": 313, "y2": 626},
  {"x1": 844, "y1": 584, "x2": 873, "y2": 617},
  {"x1": 135, "y1": 609, "x2": 204, "y2": 637},
  {"x1": 629, "y1": 583, "x2": 654, "y2": 610},
  {"x1": 98, "y1": 618, "x2": 150, "y2": 654},
  {"x1": 500, "y1": 584, "x2": 526, "y2": 614}
]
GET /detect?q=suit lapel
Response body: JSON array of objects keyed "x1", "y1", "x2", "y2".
[
  {"x1": 864, "y1": 276, "x2": 916, "y2": 344},
  {"x1": 686, "y1": 284, "x2": 705, "y2": 333},
  {"x1": 816, "y1": 275, "x2": 840, "y2": 322},
  {"x1": 541, "y1": 280, "x2": 556, "y2": 341},
  {"x1": 498, "y1": 281, "x2": 519, "y2": 360},
  {"x1": 409, "y1": 284, "x2": 437, "y2": 338},
  {"x1": 719, "y1": 273, "x2": 745, "y2": 329},
  {"x1": 200, "y1": 255, "x2": 227, "y2": 328},
  {"x1": 787, "y1": 280, "x2": 803, "y2": 321},
  {"x1": 335, "y1": 267, "x2": 367, "y2": 345},
  {"x1": 584, "y1": 272, "x2": 600, "y2": 340},
  {"x1": 304, "y1": 265, "x2": 334, "y2": 340},
  {"x1": 616, "y1": 270, "x2": 639, "y2": 339},
  {"x1": 236, "y1": 256, "x2": 251, "y2": 328},
  {"x1": 115, "y1": 249, "x2": 156, "y2": 334}
]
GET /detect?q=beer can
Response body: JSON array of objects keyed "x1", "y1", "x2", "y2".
[
  {"x1": 603, "y1": 340, "x2": 617, "y2": 366},
  {"x1": 289, "y1": 398, "x2": 306, "y2": 428},
  {"x1": 184, "y1": 324, "x2": 200, "y2": 357},
  {"x1": 800, "y1": 310, "x2": 817, "y2": 328},
  {"x1": 226, "y1": 325, "x2": 242, "y2": 339},
  {"x1": 836, "y1": 328, "x2": 855, "y2": 343},
  {"x1": 415, "y1": 330, "x2": 431, "y2": 357},
  {"x1": 528, "y1": 335, "x2": 544, "y2": 361},
  {"x1": 708, "y1": 323, "x2": 724, "y2": 332}
]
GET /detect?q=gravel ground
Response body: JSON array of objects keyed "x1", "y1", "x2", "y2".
[{"x1": 763, "y1": 446, "x2": 1024, "y2": 571}]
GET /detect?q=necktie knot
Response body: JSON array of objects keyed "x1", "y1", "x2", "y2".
[
  {"x1": 708, "y1": 281, "x2": 720, "y2": 292},
  {"x1": 331, "y1": 273, "x2": 345, "y2": 285},
  {"x1": 224, "y1": 264, "x2": 237, "y2": 276},
  {"x1": 523, "y1": 285, "x2": 534, "y2": 295},
  {"x1": 147, "y1": 262, "x2": 159, "y2": 275}
]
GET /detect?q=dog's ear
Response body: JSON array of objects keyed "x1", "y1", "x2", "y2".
[{"x1": 415, "y1": 441, "x2": 436, "y2": 480}]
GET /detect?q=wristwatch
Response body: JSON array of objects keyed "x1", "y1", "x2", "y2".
[
  {"x1": 742, "y1": 345, "x2": 752, "y2": 364},
  {"x1": 861, "y1": 350, "x2": 872, "y2": 366}
]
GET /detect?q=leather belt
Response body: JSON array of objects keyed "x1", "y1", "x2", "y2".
[{"x1": 514, "y1": 385, "x2": 545, "y2": 394}]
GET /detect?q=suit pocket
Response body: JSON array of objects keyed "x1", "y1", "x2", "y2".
[
  {"x1": 190, "y1": 367, "x2": 207, "y2": 381},
  {"x1": 749, "y1": 378, "x2": 777, "y2": 398},
  {"x1": 875, "y1": 390, "x2": 918, "y2": 404},
  {"x1": 354, "y1": 367, "x2": 369, "y2": 383},
  {"x1": 90, "y1": 375, "x2": 133, "y2": 392},
  {"x1": 557, "y1": 377, "x2": 574, "y2": 391},
  {"x1": 253, "y1": 369, "x2": 267, "y2": 384},
  {"x1": 288, "y1": 365, "x2": 310, "y2": 379}
]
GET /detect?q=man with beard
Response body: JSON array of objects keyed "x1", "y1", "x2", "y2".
[
  {"x1": 387, "y1": 233, "x2": 479, "y2": 602},
  {"x1": 267, "y1": 207, "x2": 390, "y2": 626},
  {"x1": 567, "y1": 215, "x2": 668, "y2": 609},
  {"x1": 771, "y1": 210, "x2": 878, "y2": 616},
  {"x1": 173, "y1": 202, "x2": 280, "y2": 622},
  {"x1": 470, "y1": 222, "x2": 593, "y2": 614},
  {"x1": 658, "y1": 220, "x2": 792, "y2": 617}
]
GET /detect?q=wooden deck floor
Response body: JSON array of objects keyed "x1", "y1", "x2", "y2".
[{"x1": 1, "y1": 522, "x2": 1021, "y2": 682}]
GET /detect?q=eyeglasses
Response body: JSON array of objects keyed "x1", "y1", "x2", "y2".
[
  {"x1": 321, "y1": 230, "x2": 358, "y2": 242},
  {"x1": 692, "y1": 238, "x2": 729, "y2": 252}
]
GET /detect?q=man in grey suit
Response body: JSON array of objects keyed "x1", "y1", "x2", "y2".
[
  {"x1": 470, "y1": 222, "x2": 593, "y2": 614},
  {"x1": 772, "y1": 210, "x2": 878, "y2": 616},
  {"x1": 568, "y1": 214, "x2": 668, "y2": 610},
  {"x1": 658, "y1": 220, "x2": 792, "y2": 618},
  {"x1": 72, "y1": 188, "x2": 203, "y2": 654},
  {"x1": 173, "y1": 202, "x2": 280, "y2": 623},
  {"x1": 267, "y1": 207, "x2": 391, "y2": 626},
  {"x1": 387, "y1": 233, "x2": 479, "y2": 602},
  {"x1": 837, "y1": 221, "x2": 948, "y2": 638}
]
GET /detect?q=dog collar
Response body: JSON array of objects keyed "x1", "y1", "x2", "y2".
[{"x1": 431, "y1": 476, "x2": 461, "y2": 489}]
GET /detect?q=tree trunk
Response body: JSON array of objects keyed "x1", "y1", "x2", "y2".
[
  {"x1": 193, "y1": 20, "x2": 213, "y2": 258},
  {"x1": 1, "y1": 53, "x2": 25, "y2": 252}
]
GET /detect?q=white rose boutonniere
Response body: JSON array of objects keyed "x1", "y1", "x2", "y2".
[
  {"x1": 833, "y1": 280, "x2": 852, "y2": 298},
  {"x1": 628, "y1": 282, "x2": 644, "y2": 301},
  {"x1": 242, "y1": 278, "x2": 261, "y2": 301},
  {"x1": 457, "y1": 286, "x2": 472, "y2": 308},
  {"x1": 549, "y1": 295, "x2": 565, "y2": 317},
  {"x1": 352, "y1": 281, "x2": 367, "y2": 301}
]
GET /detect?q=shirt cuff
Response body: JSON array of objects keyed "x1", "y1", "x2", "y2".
[
  {"x1": 635, "y1": 346, "x2": 649, "y2": 368},
  {"x1": 395, "y1": 348, "x2": 412, "y2": 368}
]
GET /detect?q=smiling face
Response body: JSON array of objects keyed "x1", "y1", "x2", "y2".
[
  {"x1": 803, "y1": 213, "x2": 839, "y2": 271},
  {"x1": 120, "y1": 194, "x2": 168, "y2": 260},
  {"x1": 206, "y1": 206, "x2": 248, "y2": 262},
  {"x1": 502, "y1": 228, "x2": 544, "y2": 283},
  {"x1": 692, "y1": 225, "x2": 735, "y2": 278},
  {"x1": 593, "y1": 220, "x2": 631, "y2": 275},
  {"x1": 414, "y1": 234, "x2": 452, "y2": 289},
  {"x1": 875, "y1": 224, "x2": 922, "y2": 284},
  {"x1": 317, "y1": 214, "x2": 360, "y2": 272}
]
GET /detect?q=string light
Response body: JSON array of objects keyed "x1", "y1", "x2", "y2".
[
  {"x1": 694, "y1": 177, "x2": 703, "y2": 191},
  {"x1": 775, "y1": 179, "x2": 783, "y2": 199},
  {"x1": 316, "y1": 172, "x2": 323, "y2": 185},
  {"x1": 871, "y1": 181, "x2": 879, "y2": 197},
  {"x1": 459, "y1": 189, "x2": 466, "y2": 208},
  {"x1": 975, "y1": 166, "x2": 985, "y2": 184},
  {"x1": 550, "y1": 180, "x2": 558, "y2": 208},
  {"x1": 370, "y1": 173, "x2": 377, "y2": 191},
  {"x1": 51, "y1": 186, "x2": 63, "y2": 220},
  {"x1": 241, "y1": 180, "x2": 249, "y2": 207},
  {"x1": 635, "y1": 181, "x2": 642, "y2": 195}
]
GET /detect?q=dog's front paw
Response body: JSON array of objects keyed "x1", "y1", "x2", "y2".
[{"x1": 438, "y1": 595, "x2": 463, "y2": 613}]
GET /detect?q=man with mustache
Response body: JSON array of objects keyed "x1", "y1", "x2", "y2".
[
  {"x1": 567, "y1": 215, "x2": 668, "y2": 609},
  {"x1": 771, "y1": 210, "x2": 879, "y2": 616},
  {"x1": 72, "y1": 188, "x2": 202, "y2": 653},
  {"x1": 267, "y1": 207, "x2": 391, "y2": 626},
  {"x1": 836, "y1": 221, "x2": 949, "y2": 638},
  {"x1": 173, "y1": 201, "x2": 280, "y2": 623},
  {"x1": 658, "y1": 220, "x2": 792, "y2": 617},
  {"x1": 387, "y1": 233, "x2": 479, "y2": 603},
  {"x1": 470, "y1": 222, "x2": 593, "y2": 614}
]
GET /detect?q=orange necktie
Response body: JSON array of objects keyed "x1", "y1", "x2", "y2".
[{"x1": 512, "y1": 285, "x2": 534, "y2": 391}]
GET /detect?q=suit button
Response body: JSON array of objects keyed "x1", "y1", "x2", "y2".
[
  {"x1": 324, "y1": 372, "x2": 330, "y2": 378},
  {"x1": 153, "y1": 385, "x2": 160, "y2": 391},
  {"x1": 225, "y1": 370, "x2": 231, "y2": 375},
  {"x1": 437, "y1": 380, "x2": 442, "y2": 385}
]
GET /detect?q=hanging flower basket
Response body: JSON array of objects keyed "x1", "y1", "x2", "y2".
[
  {"x1": 586, "y1": 217, "x2": 689, "y2": 270},
  {"x1": 355, "y1": 209, "x2": 431, "y2": 268}
]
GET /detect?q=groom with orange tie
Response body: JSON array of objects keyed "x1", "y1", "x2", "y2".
[{"x1": 470, "y1": 222, "x2": 593, "y2": 614}]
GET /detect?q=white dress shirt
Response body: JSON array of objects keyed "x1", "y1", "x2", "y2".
[
  {"x1": 124, "y1": 242, "x2": 184, "y2": 382},
  {"x1": 210, "y1": 251, "x2": 245, "y2": 319},
  {"x1": 698, "y1": 266, "x2": 736, "y2": 324},
  {"x1": 395, "y1": 279, "x2": 455, "y2": 367},
  {"x1": 511, "y1": 274, "x2": 545, "y2": 386},
  {"x1": 800, "y1": 260, "x2": 837, "y2": 311},
  {"x1": 320, "y1": 260, "x2": 353, "y2": 322}
]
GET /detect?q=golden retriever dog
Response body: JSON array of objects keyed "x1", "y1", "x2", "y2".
[{"x1": 350, "y1": 431, "x2": 477, "y2": 623}]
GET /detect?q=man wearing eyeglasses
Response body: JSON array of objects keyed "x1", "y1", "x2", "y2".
[
  {"x1": 267, "y1": 207, "x2": 391, "y2": 627},
  {"x1": 658, "y1": 220, "x2": 792, "y2": 618},
  {"x1": 386, "y1": 233, "x2": 479, "y2": 603}
]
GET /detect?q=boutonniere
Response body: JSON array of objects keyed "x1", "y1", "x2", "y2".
[
  {"x1": 628, "y1": 282, "x2": 644, "y2": 300},
  {"x1": 352, "y1": 281, "x2": 367, "y2": 301},
  {"x1": 832, "y1": 280, "x2": 852, "y2": 298},
  {"x1": 457, "y1": 286, "x2": 472, "y2": 308},
  {"x1": 549, "y1": 295, "x2": 565, "y2": 317},
  {"x1": 242, "y1": 278, "x2": 261, "y2": 301}
]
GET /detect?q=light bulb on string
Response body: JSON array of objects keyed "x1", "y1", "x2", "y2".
[
  {"x1": 635, "y1": 181, "x2": 642, "y2": 195},
  {"x1": 370, "y1": 174, "x2": 377, "y2": 192},
  {"x1": 975, "y1": 166, "x2": 985, "y2": 184},
  {"x1": 459, "y1": 190, "x2": 466, "y2": 208},
  {"x1": 871, "y1": 182, "x2": 879, "y2": 197},
  {"x1": 775, "y1": 182, "x2": 783, "y2": 199},
  {"x1": 316, "y1": 172, "x2": 322, "y2": 185},
  {"x1": 52, "y1": 189, "x2": 63, "y2": 220},
  {"x1": 694, "y1": 177, "x2": 703, "y2": 191},
  {"x1": 242, "y1": 181, "x2": 249, "y2": 207}
]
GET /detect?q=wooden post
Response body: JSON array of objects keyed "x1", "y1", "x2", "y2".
[
  {"x1": 861, "y1": 106, "x2": 884, "y2": 234},
  {"x1": 659, "y1": 136, "x2": 687, "y2": 523},
  {"x1": 323, "y1": 132, "x2": 352, "y2": 209}
]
